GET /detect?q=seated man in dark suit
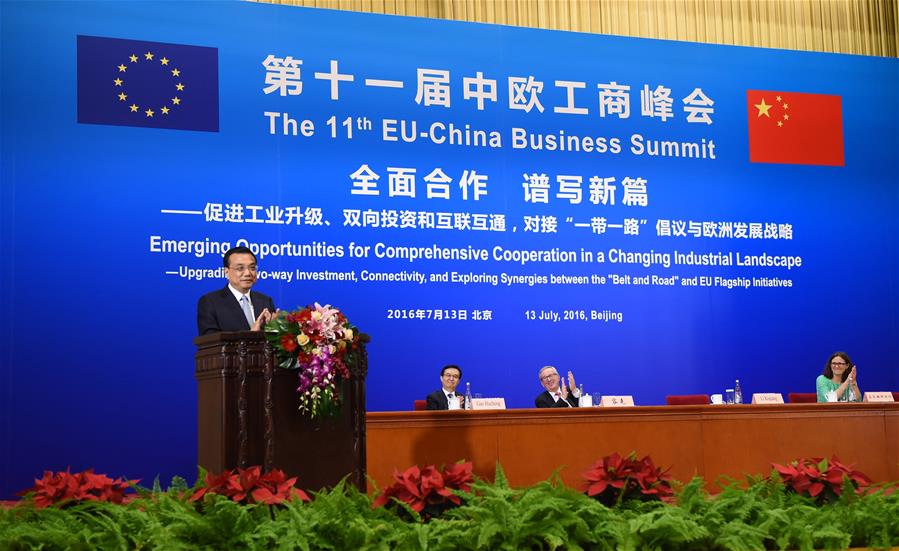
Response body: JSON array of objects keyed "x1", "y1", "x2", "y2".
[
  {"x1": 426, "y1": 365, "x2": 464, "y2": 410},
  {"x1": 197, "y1": 246, "x2": 277, "y2": 335},
  {"x1": 534, "y1": 365, "x2": 581, "y2": 408}
]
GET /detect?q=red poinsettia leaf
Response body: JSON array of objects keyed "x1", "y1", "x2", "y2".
[
  {"x1": 188, "y1": 487, "x2": 210, "y2": 502},
  {"x1": 790, "y1": 473, "x2": 811, "y2": 491},
  {"x1": 606, "y1": 453, "x2": 622, "y2": 470},
  {"x1": 772, "y1": 462, "x2": 796, "y2": 477},
  {"x1": 87, "y1": 472, "x2": 115, "y2": 490},
  {"x1": 398, "y1": 489, "x2": 426, "y2": 510},
  {"x1": 586, "y1": 480, "x2": 609, "y2": 496},
  {"x1": 291, "y1": 487, "x2": 311, "y2": 503},
  {"x1": 442, "y1": 462, "x2": 474, "y2": 490},
  {"x1": 238, "y1": 466, "x2": 262, "y2": 491},
  {"x1": 251, "y1": 487, "x2": 283, "y2": 505},
  {"x1": 420, "y1": 466, "x2": 444, "y2": 494},
  {"x1": 807, "y1": 482, "x2": 825, "y2": 497},
  {"x1": 204, "y1": 471, "x2": 231, "y2": 492},
  {"x1": 432, "y1": 486, "x2": 454, "y2": 499},
  {"x1": 825, "y1": 471, "x2": 845, "y2": 485},
  {"x1": 271, "y1": 480, "x2": 295, "y2": 499},
  {"x1": 225, "y1": 473, "x2": 245, "y2": 493},
  {"x1": 399, "y1": 469, "x2": 423, "y2": 498},
  {"x1": 261, "y1": 469, "x2": 288, "y2": 485},
  {"x1": 582, "y1": 468, "x2": 604, "y2": 485},
  {"x1": 633, "y1": 469, "x2": 651, "y2": 485},
  {"x1": 852, "y1": 471, "x2": 872, "y2": 486},
  {"x1": 372, "y1": 493, "x2": 391, "y2": 508}
]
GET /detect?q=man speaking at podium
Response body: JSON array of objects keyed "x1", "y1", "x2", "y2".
[{"x1": 197, "y1": 246, "x2": 276, "y2": 335}]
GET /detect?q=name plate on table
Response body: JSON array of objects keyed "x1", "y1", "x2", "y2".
[
  {"x1": 751, "y1": 393, "x2": 784, "y2": 404},
  {"x1": 599, "y1": 395, "x2": 634, "y2": 407},
  {"x1": 864, "y1": 391, "x2": 895, "y2": 403},
  {"x1": 472, "y1": 397, "x2": 506, "y2": 410}
]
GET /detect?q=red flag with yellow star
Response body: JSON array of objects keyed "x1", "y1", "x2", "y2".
[{"x1": 747, "y1": 90, "x2": 844, "y2": 166}]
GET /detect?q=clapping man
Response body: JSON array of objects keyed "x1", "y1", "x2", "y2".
[
  {"x1": 534, "y1": 365, "x2": 581, "y2": 408},
  {"x1": 197, "y1": 246, "x2": 277, "y2": 335}
]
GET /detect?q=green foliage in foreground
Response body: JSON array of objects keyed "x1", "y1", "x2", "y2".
[{"x1": 2, "y1": 469, "x2": 898, "y2": 551}]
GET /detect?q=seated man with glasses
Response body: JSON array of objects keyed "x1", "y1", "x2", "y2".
[
  {"x1": 816, "y1": 351, "x2": 862, "y2": 402},
  {"x1": 535, "y1": 365, "x2": 581, "y2": 408},
  {"x1": 426, "y1": 365, "x2": 465, "y2": 410},
  {"x1": 197, "y1": 245, "x2": 277, "y2": 335}
]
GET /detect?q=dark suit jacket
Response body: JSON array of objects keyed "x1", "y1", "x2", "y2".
[
  {"x1": 426, "y1": 389, "x2": 462, "y2": 410},
  {"x1": 197, "y1": 286, "x2": 276, "y2": 335},
  {"x1": 535, "y1": 390, "x2": 579, "y2": 408}
]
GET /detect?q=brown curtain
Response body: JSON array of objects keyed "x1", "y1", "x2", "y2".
[{"x1": 259, "y1": 0, "x2": 898, "y2": 57}]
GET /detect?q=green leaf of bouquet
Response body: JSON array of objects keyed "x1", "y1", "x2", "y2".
[
  {"x1": 493, "y1": 462, "x2": 509, "y2": 490},
  {"x1": 2, "y1": 462, "x2": 898, "y2": 550},
  {"x1": 674, "y1": 477, "x2": 707, "y2": 514},
  {"x1": 168, "y1": 475, "x2": 189, "y2": 493},
  {"x1": 193, "y1": 465, "x2": 208, "y2": 490},
  {"x1": 627, "y1": 506, "x2": 709, "y2": 550},
  {"x1": 712, "y1": 520, "x2": 768, "y2": 551}
]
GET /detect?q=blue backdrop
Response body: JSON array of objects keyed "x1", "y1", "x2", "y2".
[{"x1": 1, "y1": 1, "x2": 897, "y2": 498}]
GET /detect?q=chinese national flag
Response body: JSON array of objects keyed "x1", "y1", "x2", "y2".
[{"x1": 747, "y1": 90, "x2": 844, "y2": 166}]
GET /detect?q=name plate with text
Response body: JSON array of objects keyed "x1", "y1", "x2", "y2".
[
  {"x1": 599, "y1": 395, "x2": 635, "y2": 407},
  {"x1": 751, "y1": 393, "x2": 784, "y2": 404},
  {"x1": 472, "y1": 397, "x2": 506, "y2": 410},
  {"x1": 864, "y1": 391, "x2": 895, "y2": 403}
]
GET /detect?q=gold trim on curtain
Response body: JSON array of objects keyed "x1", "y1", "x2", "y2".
[{"x1": 260, "y1": 0, "x2": 898, "y2": 57}]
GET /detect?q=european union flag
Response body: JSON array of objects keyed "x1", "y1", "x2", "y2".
[{"x1": 77, "y1": 35, "x2": 218, "y2": 132}]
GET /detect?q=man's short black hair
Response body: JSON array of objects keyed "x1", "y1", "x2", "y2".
[
  {"x1": 440, "y1": 364, "x2": 462, "y2": 378},
  {"x1": 223, "y1": 246, "x2": 257, "y2": 268}
]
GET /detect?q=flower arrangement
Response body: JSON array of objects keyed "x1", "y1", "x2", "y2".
[
  {"x1": 189, "y1": 466, "x2": 310, "y2": 505},
  {"x1": 772, "y1": 456, "x2": 871, "y2": 505},
  {"x1": 583, "y1": 452, "x2": 674, "y2": 506},
  {"x1": 18, "y1": 469, "x2": 138, "y2": 508},
  {"x1": 265, "y1": 303, "x2": 365, "y2": 418},
  {"x1": 373, "y1": 462, "x2": 473, "y2": 521}
]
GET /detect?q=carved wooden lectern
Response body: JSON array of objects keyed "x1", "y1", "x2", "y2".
[{"x1": 194, "y1": 331, "x2": 367, "y2": 491}]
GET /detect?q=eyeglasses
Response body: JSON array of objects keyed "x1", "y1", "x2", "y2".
[
  {"x1": 540, "y1": 373, "x2": 558, "y2": 381},
  {"x1": 831, "y1": 361, "x2": 848, "y2": 366}
]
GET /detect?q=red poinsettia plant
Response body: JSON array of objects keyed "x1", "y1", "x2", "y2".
[
  {"x1": 583, "y1": 452, "x2": 674, "y2": 507},
  {"x1": 373, "y1": 461, "x2": 473, "y2": 521},
  {"x1": 18, "y1": 469, "x2": 138, "y2": 508},
  {"x1": 772, "y1": 456, "x2": 871, "y2": 505},
  {"x1": 265, "y1": 303, "x2": 367, "y2": 418},
  {"x1": 189, "y1": 466, "x2": 310, "y2": 505}
]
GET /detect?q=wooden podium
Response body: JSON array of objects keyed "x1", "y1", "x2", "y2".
[{"x1": 194, "y1": 331, "x2": 367, "y2": 491}]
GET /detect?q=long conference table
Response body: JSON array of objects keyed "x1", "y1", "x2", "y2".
[{"x1": 366, "y1": 403, "x2": 899, "y2": 490}]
